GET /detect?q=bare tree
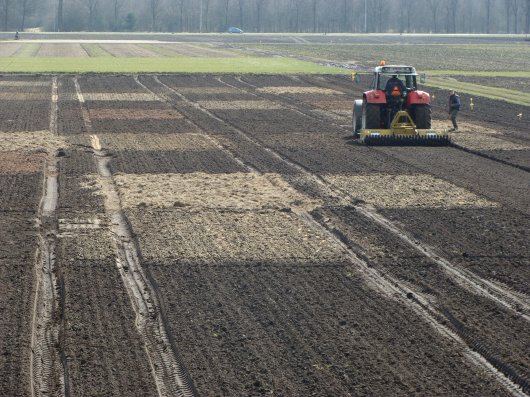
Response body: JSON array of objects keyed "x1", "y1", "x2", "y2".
[
  {"x1": 238, "y1": 0, "x2": 244, "y2": 28},
  {"x1": 84, "y1": 0, "x2": 99, "y2": 31},
  {"x1": 427, "y1": 0, "x2": 440, "y2": 32},
  {"x1": 256, "y1": 0, "x2": 266, "y2": 32},
  {"x1": 526, "y1": 0, "x2": 530, "y2": 33},
  {"x1": 149, "y1": 0, "x2": 160, "y2": 31},
  {"x1": 486, "y1": 0, "x2": 493, "y2": 33},
  {"x1": 112, "y1": 0, "x2": 126, "y2": 30},
  {"x1": 1, "y1": 0, "x2": 10, "y2": 31},
  {"x1": 223, "y1": 0, "x2": 230, "y2": 29},
  {"x1": 57, "y1": 0, "x2": 63, "y2": 31},
  {"x1": 19, "y1": 0, "x2": 31, "y2": 30},
  {"x1": 405, "y1": 0, "x2": 415, "y2": 32},
  {"x1": 311, "y1": 0, "x2": 318, "y2": 32}
]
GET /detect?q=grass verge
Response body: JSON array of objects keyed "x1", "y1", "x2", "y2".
[
  {"x1": 425, "y1": 76, "x2": 530, "y2": 106},
  {"x1": 0, "y1": 57, "x2": 347, "y2": 74}
]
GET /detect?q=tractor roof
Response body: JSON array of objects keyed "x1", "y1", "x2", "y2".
[{"x1": 375, "y1": 65, "x2": 418, "y2": 75}]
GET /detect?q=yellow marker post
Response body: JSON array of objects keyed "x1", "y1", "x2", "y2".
[{"x1": 470, "y1": 98, "x2": 474, "y2": 111}]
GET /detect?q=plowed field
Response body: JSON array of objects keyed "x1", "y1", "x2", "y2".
[{"x1": 0, "y1": 74, "x2": 528, "y2": 397}]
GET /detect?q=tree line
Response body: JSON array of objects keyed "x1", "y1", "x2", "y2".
[{"x1": 4, "y1": 0, "x2": 530, "y2": 35}]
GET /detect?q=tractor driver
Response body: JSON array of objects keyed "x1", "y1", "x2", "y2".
[{"x1": 385, "y1": 75, "x2": 407, "y2": 98}]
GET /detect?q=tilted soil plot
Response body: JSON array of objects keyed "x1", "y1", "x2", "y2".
[
  {"x1": 0, "y1": 77, "x2": 51, "y2": 131},
  {"x1": 35, "y1": 43, "x2": 89, "y2": 57},
  {"x1": 105, "y1": 135, "x2": 247, "y2": 174},
  {"x1": 0, "y1": 150, "x2": 45, "y2": 394},
  {"x1": 126, "y1": 207, "x2": 511, "y2": 396},
  {"x1": 77, "y1": 75, "x2": 145, "y2": 93},
  {"x1": 157, "y1": 74, "x2": 530, "y2": 390},
  {"x1": 0, "y1": 213, "x2": 40, "y2": 396},
  {"x1": 80, "y1": 76, "x2": 200, "y2": 134},
  {"x1": 57, "y1": 227, "x2": 159, "y2": 396},
  {"x1": 313, "y1": 205, "x2": 530, "y2": 387},
  {"x1": 57, "y1": 77, "x2": 88, "y2": 136},
  {"x1": 98, "y1": 43, "x2": 161, "y2": 57},
  {"x1": 154, "y1": 43, "x2": 237, "y2": 57},
  {"x1": 0, "y1": 42, "x2": 22, "y2": 56}
]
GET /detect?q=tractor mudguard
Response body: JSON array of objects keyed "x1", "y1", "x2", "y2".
[
  {"x1": 406, "y1": 90, "x2": 431, "y2": 106},
  {"x1": 364, "y1": 90, "x2": 387, "y2": 104}
]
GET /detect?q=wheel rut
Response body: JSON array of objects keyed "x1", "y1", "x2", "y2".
[
  {"x1": 73, "y1": 77, "x2": 197, "y2": 397},
  {"x1": 30, "y1": 76, "x2": 69, "y2": 397},
  {"x1": 136, "y1": 74, "x2": 529, "y2": 396}
]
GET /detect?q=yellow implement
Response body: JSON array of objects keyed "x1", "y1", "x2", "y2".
[{"x1": 360, "y1": 111, "x2": 450, "y2": 145}]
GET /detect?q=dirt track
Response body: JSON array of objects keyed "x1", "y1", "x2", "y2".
[{"x1": 0, "y1": 73, "x2": 528, "y2": 396}]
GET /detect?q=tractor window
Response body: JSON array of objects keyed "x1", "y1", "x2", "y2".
[{"x1": 378, "y1": 75, "x2": 416, "y2": 90}]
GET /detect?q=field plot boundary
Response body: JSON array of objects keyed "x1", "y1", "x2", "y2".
[
  {"x1": 74, "y1": 79, "x2": 197, "y2": 397},
  {"x1": 137, "y1": 74, "x2": 529, "y2": 396}
]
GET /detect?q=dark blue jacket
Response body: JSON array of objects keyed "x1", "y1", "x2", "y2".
[{"x1": 449, "y1": 94, "x2": 461, "y2": 111}]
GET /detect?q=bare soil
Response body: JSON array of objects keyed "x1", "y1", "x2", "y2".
[{"x1": 1, "y1": 73, "x2": 528, "y2": 397}]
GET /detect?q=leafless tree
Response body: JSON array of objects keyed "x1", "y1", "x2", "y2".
[
  {"x1": 427, "y1": 0, "x2": 440, "y2": 33},
  {"x1": 112, "y1": 0, "x2": 126, "y2": 30},
  {"x1": 57, "y1": 0, "x2": 63, "y2": 31},
  {"x1": 486, "y1": 0, "x2": 493, "y2": 33},
  {"x1": 151, "y1": 0, "x2": 161, "y2": 31},
  {"x1": 84, "y1": 0, "x2": 99, "y2": 31}
]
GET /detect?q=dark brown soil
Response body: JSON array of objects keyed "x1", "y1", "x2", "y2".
[{"x1": 1, "y1": 74, "x2": 528, "y2": 397}]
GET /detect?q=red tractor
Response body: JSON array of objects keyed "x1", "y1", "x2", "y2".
[{"x1": 352, "y1": 63, "x2": 449, "y2": 145}]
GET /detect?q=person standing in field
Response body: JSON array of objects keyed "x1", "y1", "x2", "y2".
[{"x1": 448, "y1": 90, "x2": 461, "y2": 131}]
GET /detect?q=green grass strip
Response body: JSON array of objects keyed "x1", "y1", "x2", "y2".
[
  {"x1": 81, "y1": 44, "x2": 114, "y2": 58},
  {"x1": 425, "y1": 77, "x2": 530, "y2": 106},
  {"x1": 12, "y1": 43, "x2": 41, "y2": 57},
  {"x1": 0, "y1": 57, "x2": 348, "y2": 74},
  {"x1": 425, "y1": 70, "x2": 530, "y2": 77}
]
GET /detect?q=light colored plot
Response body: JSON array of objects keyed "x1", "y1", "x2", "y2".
[
  {"x1": 451, "y1": 133, "x2": 530, "y2": 151},
  {"x1": 432, "y1": 120, "x2": 497, "y2": 134},
  {"x1": 198, "y1": 100, "x2": 283, "y2": 110},
  {"x1": 324, "y1": 174, "x2": 498, "y2": 209},
  {"x1": 99, "y1": 43, "x2": 161, "y2": 57},
  {"x1": 70, "y1": 133, "x2": 216, "y2": 151},
  {"x1": 0, "y1": 151, "x2": 46, "y2": 173},
  {"x1": 113, "y1": 172, "x2": 321, "y2": 211},
  {"x1": 156, "y1": 43, "x2": 236, "y2": 57},
  {"x1": 173, "y1": 87, "x2": 240, "y2": 95},
  {"x1": 257, "y1": 86, "x2": 343, "y2": 95},
  {"x1": 131, "y1": 209, "x2": 342, "y2": 262},
  {"x1": 83, "y1": 93, "x2": 159, "y2": 101},
  {"x1": 308, "y1": 100, "x2": 353, "y2": 111},
  {"x1": 0, "y1": 92, "x2": 49, "y2": 100},
  {"x1": 0, "y1": 43, "x2": 23, "y2": 57},
  {"x1": 0, "y1": 81, "x2": 50, "y2": 87},
  {"x1": 35, "y1": 43, "x2": 89, "y2": 57},
  {"x1": 0, "y1": 131, "x2": 68, "y2": 152},
  {"x1": 89, "y1": 108, "x2": 183, "y2": 120},
  {"x1": 433, "y1": 120, "x2": 528, "y2": 150},
  {"x1": 311, "y1": 109, "x2": 350, "y2": 123}
]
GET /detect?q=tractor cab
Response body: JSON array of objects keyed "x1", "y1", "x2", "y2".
[{"x1": 370, "y1": 65, "x2": 418, "y2": 93}]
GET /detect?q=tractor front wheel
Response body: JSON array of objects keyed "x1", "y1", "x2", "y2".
[
  {"x1": 413, "y1": 104, "x2": 432, "y2": 129},
  {"x1": 362, "y1": 102, "x2": 381, "y2": 129}
]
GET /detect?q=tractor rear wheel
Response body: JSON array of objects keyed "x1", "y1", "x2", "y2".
[
  {"x1": 413, "y1": 104, "x2": 432, "y2": 129},
  {"x1": 352, "y1": 100, "x2": 363, "y2": 138},
  {"x1": 362, "y1": 102, "x2": 381, "y2": 129}
]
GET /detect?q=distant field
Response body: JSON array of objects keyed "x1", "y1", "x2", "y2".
[{"x1": 243, "y1": 43, "x2": 530, "y2": 73}]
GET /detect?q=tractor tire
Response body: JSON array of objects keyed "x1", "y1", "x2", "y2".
[
  {"x1": 352, "y1": 100, "x2": 363, "y2": 138},
  {"x1": 362, "y1": 103, "x2": 381, "y2": 129},
  {"x1": 413, "y1": 104, "x2": 432, "y2": 129}
]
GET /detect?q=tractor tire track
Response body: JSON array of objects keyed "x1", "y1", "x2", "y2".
[
  {"x1": 73, "y1": 77, "x2": 197, "y2": 397},
  {"x1": 30, "y1": 76, "x2": 68, "y2": 397},
  {"x1": 136, "y1": 74, "x2": 529, "y2": 396}
]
